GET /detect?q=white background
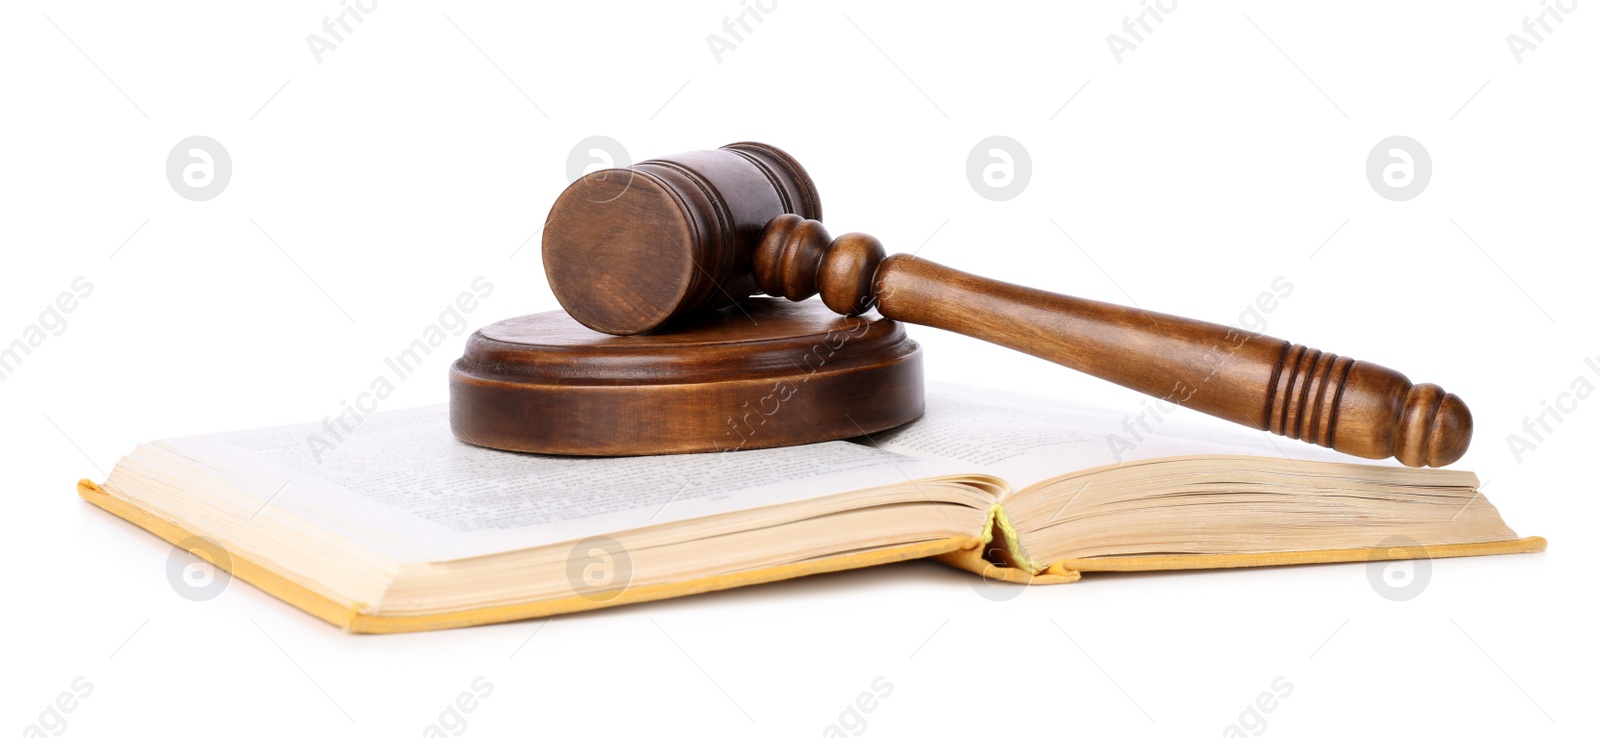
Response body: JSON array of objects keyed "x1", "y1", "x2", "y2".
[{"x1": 3, "y1": 1, "x2": 1594, "y2": 736}]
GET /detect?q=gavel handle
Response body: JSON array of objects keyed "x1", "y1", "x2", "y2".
[{"x1": 872, "y1": 254, "x2": 1471, "y2": 467}]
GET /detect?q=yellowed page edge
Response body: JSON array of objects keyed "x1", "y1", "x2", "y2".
[
  {"x1": 1055, "y1": 537, "x2": 1547, "y2": 573},
  {"x1": 933, "y1": 543, "x2": 1082, "y2": 584},
  {"x1": 935, "y1": 536, "x2": 1545, "y2": 584},
  {"x1": 78, "y1": 480, "x2": 975, "y2": 634}
]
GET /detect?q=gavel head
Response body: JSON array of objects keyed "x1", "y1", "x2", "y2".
[{"x1": 542, "y1": 142, "x2": 821, "y2": 335}]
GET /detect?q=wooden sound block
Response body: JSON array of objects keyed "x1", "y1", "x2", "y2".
[{"x1": 449, "y1": 298, "x2": 923, "y2": 456}]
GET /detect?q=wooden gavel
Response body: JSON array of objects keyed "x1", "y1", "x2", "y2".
[{"x1": 542, "y1": 142, "x2": 1470, "y2": 467}]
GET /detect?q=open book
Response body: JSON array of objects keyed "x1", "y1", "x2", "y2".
[{"x1": 79, "y1": 383, "x2": 1544, "y2": 633}]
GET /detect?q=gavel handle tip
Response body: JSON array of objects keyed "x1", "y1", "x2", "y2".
[{"x1": 1396, "y1": 385, "x2": 1472, "y2": 468}]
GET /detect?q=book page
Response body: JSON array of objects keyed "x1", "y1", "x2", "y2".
[
  {"x1": 148, "y1": 406, "x2": 980, "y2": 562},
  {"x1": 871, "y1": 382, "x2": 1370, "y2": 490}
]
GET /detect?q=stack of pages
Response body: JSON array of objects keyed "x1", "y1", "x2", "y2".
[{"x1": 81, "y1": 383, "x2": 1543, "y2": 633}]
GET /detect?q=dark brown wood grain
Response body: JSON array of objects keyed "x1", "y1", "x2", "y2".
[
  {"x1": 542, "y1": 142, "x2": 820, "y2": 336},
  {"x1": 534, "y1": 142, "x2": 1471, "y2": 466},
  {"x1": 754, "y1": 215, "x2": 1471, "y2": 468},
  {"x1": 449, "y1": 299, "x2": 922, "y2": 456}
]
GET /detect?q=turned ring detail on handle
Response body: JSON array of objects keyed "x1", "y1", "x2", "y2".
[
  {"x1": 754, "y1": 214, "x2": 1472, "y2": 468},
  {"x1": 538, "y1": 140, "x2": 1471, "y2": 469}
]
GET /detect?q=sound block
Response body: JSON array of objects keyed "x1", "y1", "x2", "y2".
[{"x1": 449, "y1": 298, "x2": 923, "y2": 456}]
